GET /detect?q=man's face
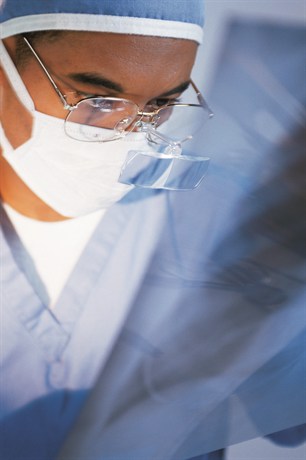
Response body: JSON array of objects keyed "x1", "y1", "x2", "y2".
[
  {"x1": 2, "y1": 31, "x2": 198, "y2": 146},
  {"x1": 0, "y1": 31, "x2": 198, "y2": 219}
]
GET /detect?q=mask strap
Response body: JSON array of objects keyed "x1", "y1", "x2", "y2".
[{"x1": 0, "y1": 40, "x2": 35, "y2": 113}]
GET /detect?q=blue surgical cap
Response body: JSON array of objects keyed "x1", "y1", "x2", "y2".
[{"x1": 0, "y1": 0, "x2": 205, "y2": 44}]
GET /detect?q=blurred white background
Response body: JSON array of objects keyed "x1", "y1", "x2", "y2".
[
  {"x1": 193, "y1": 1, "x2": 305, "y2": 459},
  {"x1": 194, "y1": 0, "x2": 306, "y2": 90}
]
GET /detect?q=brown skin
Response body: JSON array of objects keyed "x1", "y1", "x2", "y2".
[{"x1": 0, "y1": 31, "x2": 198, "y2": 221}]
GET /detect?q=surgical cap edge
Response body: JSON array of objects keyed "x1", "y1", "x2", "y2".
[{"x1": 0, "y1": 14, "x2": 203, "y2": 44}]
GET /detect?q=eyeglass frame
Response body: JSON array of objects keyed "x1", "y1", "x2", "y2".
[{"x1": 22, "y1": 35, "x2": 214, "y2": 141}]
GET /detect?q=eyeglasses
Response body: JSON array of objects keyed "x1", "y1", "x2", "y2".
[
  {"x1": 23, "y1": 36, "x2": 213, "y2": 145},
  {"x1": 23, "y1": 36, "x2": 214, "y2": 190}
]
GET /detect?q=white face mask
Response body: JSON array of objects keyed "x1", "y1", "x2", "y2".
[{"x1": 0, "y1": 41, "x2": 151, "y2": 218}]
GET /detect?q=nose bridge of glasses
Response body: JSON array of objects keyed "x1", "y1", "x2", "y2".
[
  {"x1": 137, "y1": 105, "x2": 160, "y2": 121},
  {"x1": 126, "y1": 107, "x2": 156, "y2": 133},
  {"x1": 136, "y1": 103, "x2": 171, "y2": 131}
]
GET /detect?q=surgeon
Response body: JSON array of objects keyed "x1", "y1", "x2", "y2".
[
  {"x1": 0, "y1": 1, "x2": 224, "y2": 459},
  {"x1": 1, "y1": 1, "x2": 305, "y2": 460}
]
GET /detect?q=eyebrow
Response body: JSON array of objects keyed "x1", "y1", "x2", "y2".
[
  {"x1": 67, "y1": 72, "x2": 124, "y2": 93},
  {"x1": 159, "y1": 81, "x2": 190, "y2": 98},
  {"x1": 67, "y1": 72, "x2": 190, "y2": 98}
]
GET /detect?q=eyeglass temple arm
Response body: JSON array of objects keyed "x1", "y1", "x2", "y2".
[
  {"x1": 190, "y1": 80, "x2": 214, "y2": 118},
  {"x1": 23, "y1": 36, "x2": 73, "y2": 110}
]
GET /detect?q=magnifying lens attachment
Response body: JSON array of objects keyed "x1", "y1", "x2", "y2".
[
  {"x1": 119, "y1": 125, "x2": 210, "y2": 190},
  {"x1": 119, "y1": 149, "x2": 210, "y2": 191}
]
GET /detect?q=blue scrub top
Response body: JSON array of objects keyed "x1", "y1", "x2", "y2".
[{"x1": 1, "y1": 17, "x2": 306, "y2": 460}]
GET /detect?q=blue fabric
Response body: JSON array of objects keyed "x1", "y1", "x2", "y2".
[
  {"x1": 56, "y1": 19, "x2": 306, "y2": 459},
  {"x1": 0, "y1": 0, "x2": 205, "y2": 27},
  {"x1": 1, "y1": 17, "x2": 305, "y2": 460}
]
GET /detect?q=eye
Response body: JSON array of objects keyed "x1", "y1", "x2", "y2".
[
  {"x1": 75, "y1": 90, "x2": 90, "y2": 97},
  {"x1": 65, "y1": 89, "x2": 110, "y2": 103},
  {"x1": 63, "y1": 89, "x2": 89, "y2": 104},
  {"x1": 74, "y1": 90, "x2": 100, "y2": 99},
  {"x1": 149, "y1": 97, "x2": 182, "y2": 108}
]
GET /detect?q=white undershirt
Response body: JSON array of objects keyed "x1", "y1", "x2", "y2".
[{"x1": 3, "y1": 203, "x2": 104, "y2": 307}]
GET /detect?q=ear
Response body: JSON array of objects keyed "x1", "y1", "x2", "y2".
[
  {"x1": 3, "y1": 37, "x2": 17, "y2": 57},
  {"x1": 0, "y1": 65, "x2": 4, "y2": 83},
  {"x1": 0, "y1": 66, "x2": 5, "y2": 117},
  {"x1": 0, "y1": 62, "x2": 11, "y2": 109},
  {"x1": 0, "y1": 37, "x2": 16, "y2": 88}
]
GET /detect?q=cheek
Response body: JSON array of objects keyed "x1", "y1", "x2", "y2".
[
  {"x1": 20, "y1": 64, "x2": 68, "y2": 119},
  {"x1": 0, "y1": 69, "x2": 33, "y2": 149}
]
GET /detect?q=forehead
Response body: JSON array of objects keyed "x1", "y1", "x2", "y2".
[{"x1": 32, "y1": 31, "x2": 198, "y2": 98}]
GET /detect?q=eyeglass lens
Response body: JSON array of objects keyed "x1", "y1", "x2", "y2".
[
  {"x1": 65, "y1": 97, "x2": 211, "y2": 143},
  {"x1": 65, "y1": 98, "x2": 139, "y2": 141}
]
